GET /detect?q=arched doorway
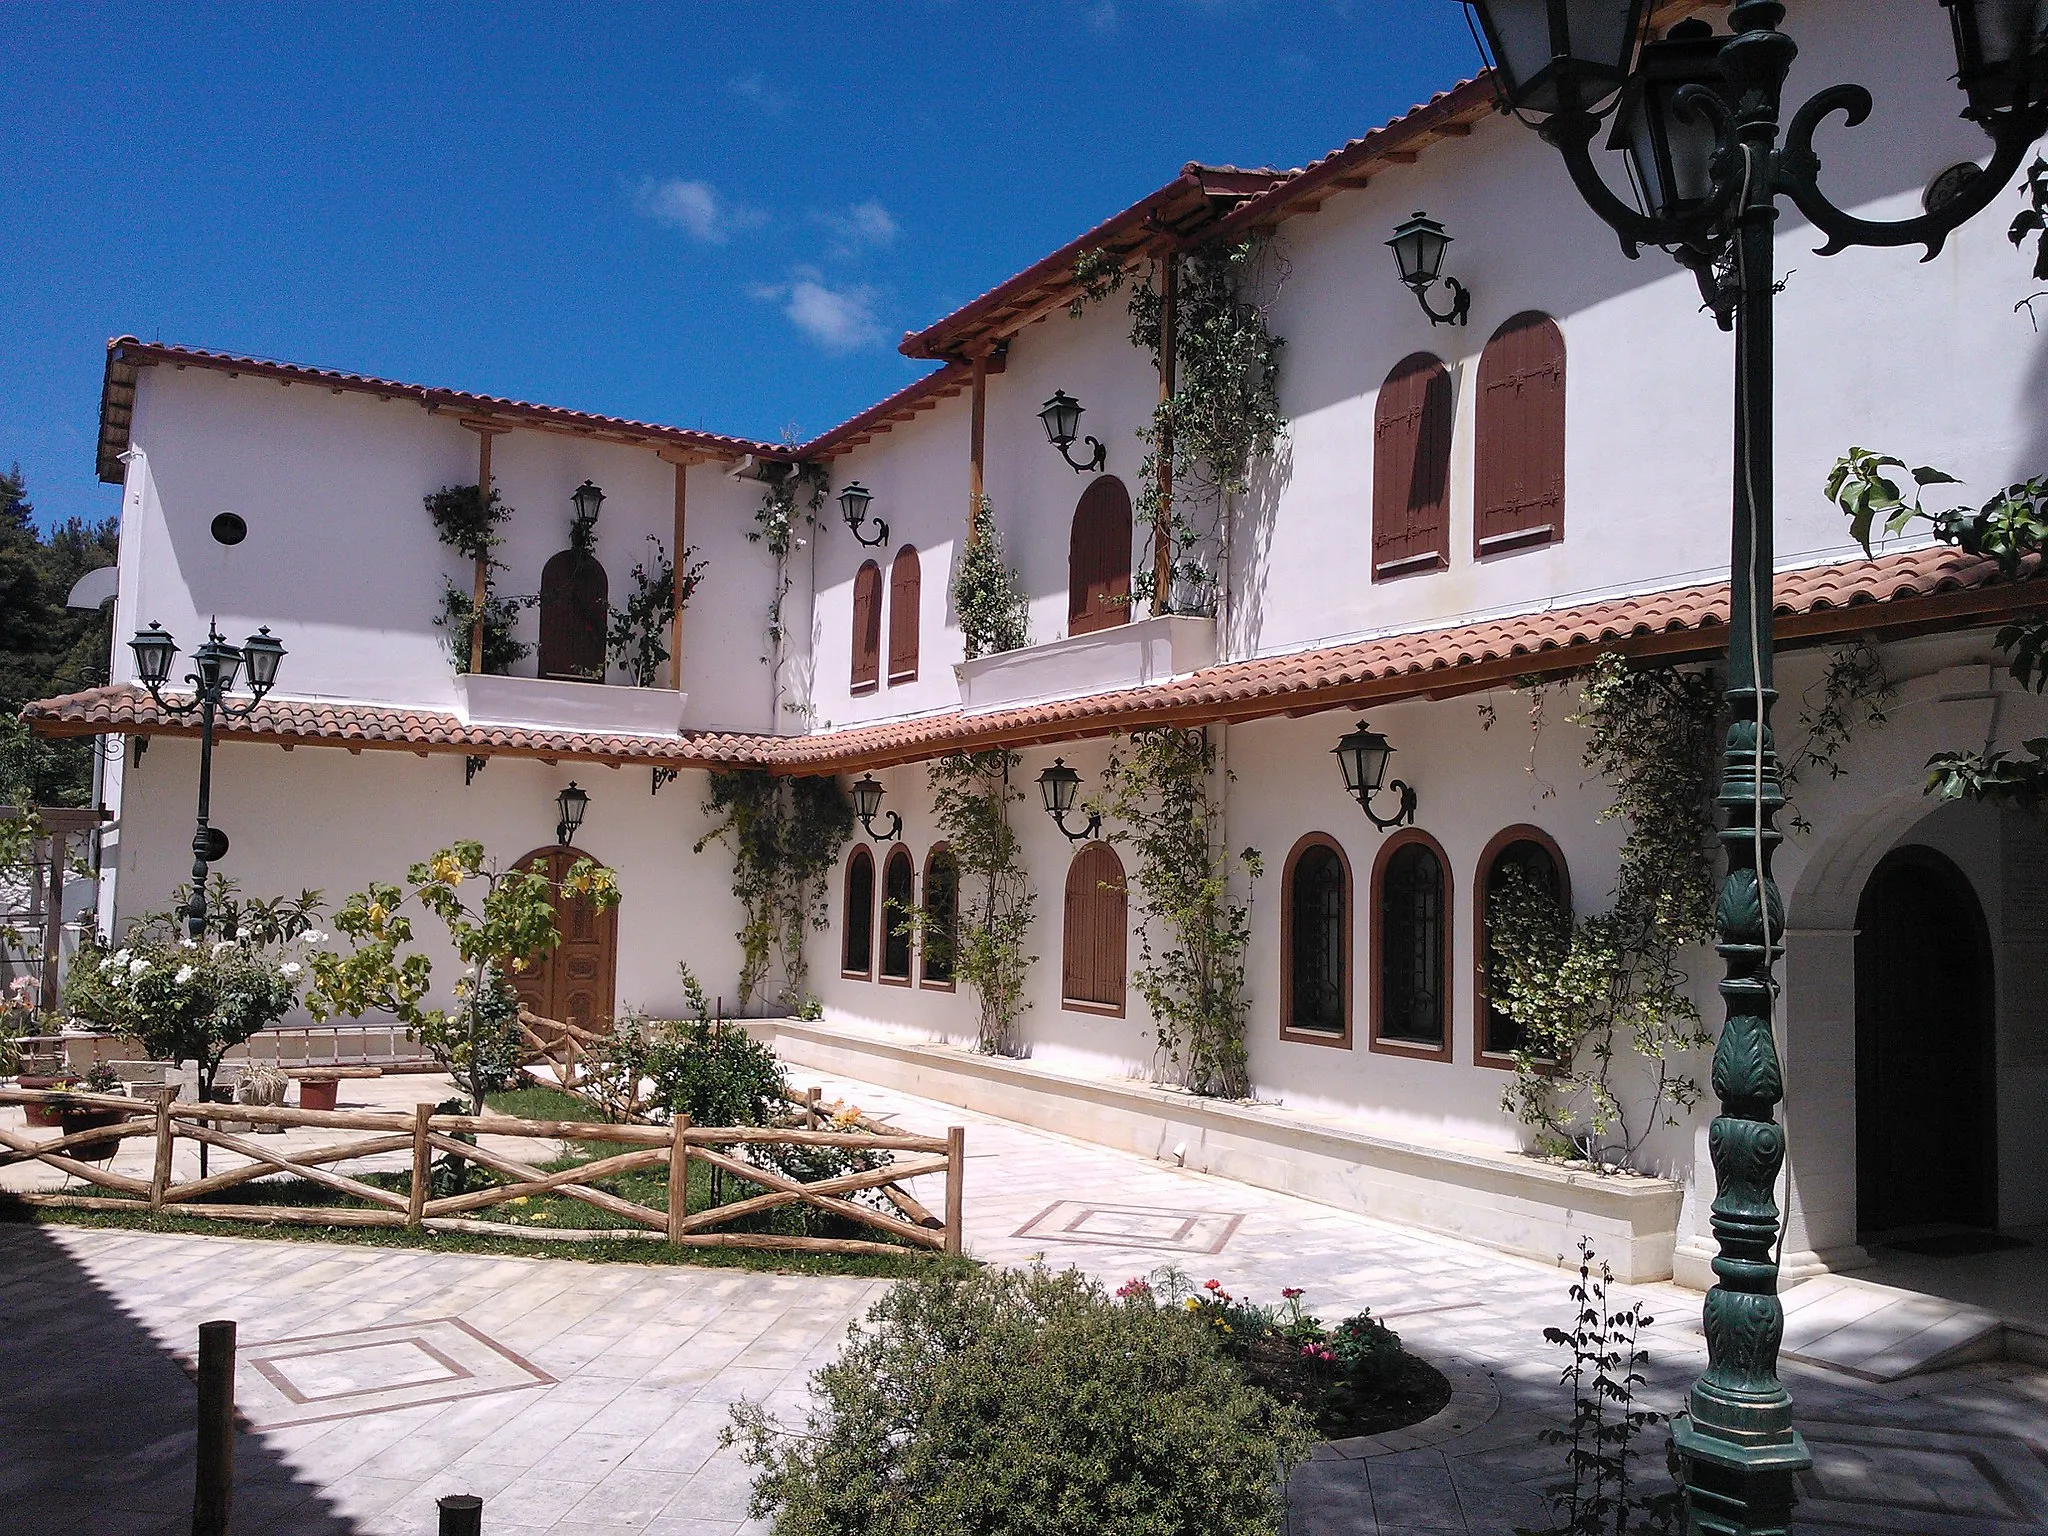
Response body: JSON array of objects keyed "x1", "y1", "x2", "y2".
[
  {"x1": 510, "y1": 846, "x2": 619, "y2": 1031},
  {"x1": 1855, "y1": 844, "x2": 1997, "y2": 1236}
]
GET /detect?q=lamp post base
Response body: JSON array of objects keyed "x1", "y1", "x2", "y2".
[{"x1": 1671, "y1": 1416, "x2": 1809, "y2": 1536}]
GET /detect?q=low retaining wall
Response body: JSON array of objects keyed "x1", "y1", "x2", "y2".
[{"x1": 764, "y1": 1019, "x2": 1684, "y2": 1283}]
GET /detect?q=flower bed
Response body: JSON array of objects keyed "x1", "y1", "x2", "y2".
[{"x1": 1119, "y1": 1269, "x2": 1451, "y2": 1440}]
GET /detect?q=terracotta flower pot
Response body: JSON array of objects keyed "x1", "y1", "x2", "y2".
[
  {"x1": 297, "y1": 1079, "x2": 339, "y2": 1112},
  {"x1": 18, "y1": 1076, "x2": 64, "y2": 1128}
]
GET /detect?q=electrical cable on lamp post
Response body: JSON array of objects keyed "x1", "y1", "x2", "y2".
[
  {"x1": 1452, "y1": 3, "x2": 2046, "y2": 1530},
  {"x1": 128, "y1": 620, "x2": 287, "y2": 939}
]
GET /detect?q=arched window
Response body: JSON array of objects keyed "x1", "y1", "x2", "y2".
[
  {"x1": 851, "y1": 560, "x2": 882, "y2": 693},
  {"x1": 922, "y1": 844, "x2": 959, "y2": 989},
  {"x1": 538, "y1": 548, "x2": 609, "y2": 680},
  {"x1": 880, "y1": 845, "x2": 916, "y2": 984},
  {"x1": 1372, "y1": 353, "x2": 1453, "y2": 581},
  {"x1": 1475, "y1": 311, "x2": 1566, "y2": 555},
  {"x1": 1062, "y1": 841, "x2": 1128, "y2": 1014},
  {"x1": 888, "y1": 545, "x2": 921, "y2": 685},
  {"x1": 1282, "y1": 835, "x2": 1352, "y2": 1045},
  {"x1": 1371, "y1": 831, "x2": 1451, "y2": 1058},
  {"x1": 1475, "y1": 827, "x2": 1570, "y2": 1065},
  {"x1": 842, "y1": 846, "x2": 875, "y2": 978},
  {"x1": 1069, "y1": 476, "x2": 1132, "y2": 636}
]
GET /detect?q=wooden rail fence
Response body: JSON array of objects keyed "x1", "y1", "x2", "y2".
[{"x1": 0, "y1": 1086, "x2": 963, "y2": 1258}]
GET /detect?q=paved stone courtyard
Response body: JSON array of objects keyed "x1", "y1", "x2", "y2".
[{"x1": 7, "y1": 1067, "x2": 2048, "y2": 1533}]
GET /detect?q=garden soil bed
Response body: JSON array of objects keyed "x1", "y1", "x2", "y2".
[{"x1": 1243, "y1": 1335, "x2": 1452, "y2": 1439}]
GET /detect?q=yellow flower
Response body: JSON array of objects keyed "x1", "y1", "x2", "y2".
[{"x1": 1183, "y1": 1298, "x2": 1199, "y2": 1311}]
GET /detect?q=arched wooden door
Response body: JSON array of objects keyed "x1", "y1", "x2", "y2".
[
  {"x1": 1069, "y1": 477, "x2": 1132, "y2": 636},
  {"x1": 538, "y1": 549, "x2": 609, "y2": 681},
  {"x1": 1855, "y1": 844, "x2": 1997, "y2": 1235},
  {"x1": 510, "y1": 846, "x2": 619, "y2": 1032}
]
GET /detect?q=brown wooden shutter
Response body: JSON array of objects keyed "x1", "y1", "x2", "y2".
[
  {"x1": 1062, "y1": 842, "x2": 1127, "y2": 1011},
  {"x1": 1475, "y1": 312, "x2": 1566, "y2": 554},
  {"x1": 1372, "y1": 353, "x2": 1453, "y2": 581},
  {"x1": 888, "y1": 545, "x2": 920, "y2": 684},
  {"x1": 1069, "y1": 477, "x2": 1132, "y2": 635},
  {"x1": 851, "y1": 560, "x2": 882, "y2": 693}
]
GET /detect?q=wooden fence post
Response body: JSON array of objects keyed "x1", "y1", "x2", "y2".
[
  {"x1": 191, "y1": 1319, "x2": 236, "y2": 1536},
  {"x1": 805, "y1": 1087, "x2": 822, "y2": 1130},
  {"x1": 665, "y1": 1115, "x2": 691, "y2": 1244},
  {"x1": 944, "y1": 1126, "x2": 965, "y2": 1257},
  {"x1": 437, "y1": 1493, "x2": 484, "y2": 1535},
  {"x1": 407, "y1": 1102, "x2": 432, "y2": 1227},
  {"x1": 150, "y1": 1086, "x2": 175, "y2": 1211}
]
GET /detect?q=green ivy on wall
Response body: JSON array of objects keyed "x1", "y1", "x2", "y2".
[
  {"x1": 1487, "y1": 653, "x2": 1720, "y2": 1170},
  {"x1": 749, "y1": 461, "x2": 832, "y2": 720},
  {"x1": 696, "y1": 769, "x2": 853, "y2": 1013},
  {"x1": 424, "y1": 484, "x2": 533, "y2": 674},
  {"x1": 925, "y1": 751, "x2": 1036, "y2": 1054},
  {"x1": 1095, "y1": 727, "x2": 1263, "y2": 1098}
]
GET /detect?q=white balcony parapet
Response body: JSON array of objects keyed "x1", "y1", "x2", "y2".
[
  {"x1": 953, "y1": 614, "x2": 1217, "y2": 717},
  {"x1": 454, "y1": 674, "x2": 689, "y2": 738}
]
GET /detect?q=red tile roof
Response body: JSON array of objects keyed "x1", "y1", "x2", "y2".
[
  {"x1": 25, "y1": 547, "x2": 2024, "y2": 774},
  {"x1": 96, "y1": 338, "x2": 792, "y2": 485}
]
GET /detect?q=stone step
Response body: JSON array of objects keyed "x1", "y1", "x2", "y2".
[{"x1": 1777, "y1": 1274, "x2": 2005, "y2": 1382}]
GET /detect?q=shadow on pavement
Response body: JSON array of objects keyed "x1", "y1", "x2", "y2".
[{"x1": 0, "y1": 1211, "x2": 358, "y2": 1535}]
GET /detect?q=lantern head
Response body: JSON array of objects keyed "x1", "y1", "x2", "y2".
[
  {"x1": 556, "y1": 781, "x2": 590, "y2": 846},
  {"x1": 129, "y1": 622, "x2": 179, "y2": 690},
  {"x1": 1463, "y1": 0, "x2": 1651, "y2": 117}
]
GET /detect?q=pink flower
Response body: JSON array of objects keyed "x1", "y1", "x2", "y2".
[
  {"x1": 1282, "y1": 1287, "x2": 1304, "y2": 1299},
  {"x1": 1203, "y1": 1279, "x2": 1222, "y2": 1291}
]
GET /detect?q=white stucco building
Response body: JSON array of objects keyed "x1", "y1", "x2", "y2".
[{"x1": 30, "y1": 0, "x2": 2048, "y2": 1284}]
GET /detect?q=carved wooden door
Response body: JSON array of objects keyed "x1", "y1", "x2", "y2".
[
  {"x1": 510, "y1": 846, "x2": 618, "y2": 1032},
  {"x1": 538, "y1": 550, "x2": 609, "y2": 681}
]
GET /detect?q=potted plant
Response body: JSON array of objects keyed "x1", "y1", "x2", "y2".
[{"x1": 55, "y1": 1060, "x2": 132, "y2": 1153}]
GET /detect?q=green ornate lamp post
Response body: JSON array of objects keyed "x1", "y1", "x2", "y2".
[
  {"x1": 1451, "y1": 3, "x2": 2047, "y2": 1531},
  {"x1": 128, "y1": 620, "x2": 288, "y2": 939}
]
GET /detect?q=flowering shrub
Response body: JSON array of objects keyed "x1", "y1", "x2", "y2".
[
  {"x1": 726, "y1": 1264, "x2": 1311, "y2": 1536},
  {"x1": 67, "y1": 885, "x2": 324, "y2": 1105}
]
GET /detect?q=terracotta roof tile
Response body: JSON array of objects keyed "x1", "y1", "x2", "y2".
[{"x1": 24, "y1": 547, "x2": 2020, "y2": 773}]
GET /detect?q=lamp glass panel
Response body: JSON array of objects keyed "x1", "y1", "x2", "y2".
[
  {"x1": 1389, "y1": 215, "x2": 1450, "y2": 285},
  {"x1": 1479, "y1": 0, "x2": 1562, "y2": 100},
  {"x1": 241, "y1": 630, "x2": 285, "y2": 690},
  {"x1": 1972, "y1": 0, "x2": 2048, "y2": 65},
  {"x1": 130, "y1": 627, "x2": 178, "y2": 685},
  {"x1": 852, "y1": 776, "x2": 883, "y2": 821},
  {"x1": 840, "y1": 484, "x2": 872, "y2": 529},
  {"x1": 1563, "y1": 0, "x2": 1642, "y2": 80},
  {"x1": 571, "y1": 481, "x2": 605, "y2": 524},
  {"x1": 558, "y1": 783, "x2": 588, "y2": 833},
  {"x1": 1038, "y1": 763, "x2": 1079, "y2": 816}
]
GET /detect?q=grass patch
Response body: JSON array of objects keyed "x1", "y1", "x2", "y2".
[
  {"x1": 2, "y1": 1199, "x2": 954, "y2": 1279},
  {"x1": 483, "y1": 1083, "x2": 611, "y2": 1124}
]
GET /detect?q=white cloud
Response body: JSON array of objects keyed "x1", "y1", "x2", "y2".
[
  {"x1": 751, "y1": 268, "x2": 886, "y2": 353},
  {"x1": 812, "y1": 199, "x2": 900, "y2": 259},
  {"x1": 630, "y1": 177, "x2": 767, "y2": 244},
  {"x1": 730, "y1": 72, "x2": 790, "y2": 116}
]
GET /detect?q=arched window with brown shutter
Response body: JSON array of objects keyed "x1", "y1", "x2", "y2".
[
  {"x1": 1069, "y1": 476, "x2": 1132, "y2": 636},
  {"x1": 1372, "y1": 353, "x2": 1453, "y2": 582},
  {"x1": 1062, "y1": 841, "x2": 1128, "y2": 1014},
  {"x1": 1475, "y1": 312, "x2": 1566, "y2": 555},
  {"x1": 880, "y1": 845, "x2": 915, "y2": 983},
  {"x1": 888, "y1": 545, "x2": 921, "y2": 684},
  {"x1": 850, "y1": 560, "x2": 882, "y2": 693},
  {"x1": 842, "y1": 846, "x2": 875, "y2": 978}
]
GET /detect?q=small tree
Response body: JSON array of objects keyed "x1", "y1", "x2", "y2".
[
  {"x1": 952, "y1": 496, "x2": 1030, "y2": 659},
  {"x1": 607, "y1": 535, "x2": 708, "y2": 686},
  {"x1": 304, "y1": 841, "x2": 620, "y2": 1113}
]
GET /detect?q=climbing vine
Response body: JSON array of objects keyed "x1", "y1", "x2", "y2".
[
  {"x1": 1486, "y1": 654, "x2": 1720, "y2": 1170},
  {"x1": 748, "y1": 461, "x2": 832, "y2": 718},
  {"x1": 606, "y1": 536, "x2": 708, "y2": 687},
  {"x1": 924, "y1": 751, "x2": 1036, "y2": 1054},
  {"x1": 1780, "y1": 640, "x2": 1894, "y2": 833},
  {"x1": 952, "y1": 495, "x2": 1030, "y2": 659},
  {"x1": 1095, "y1": 728, "x2": 1263, "y2": 1098},
  {"x1": 1071, "y1": 239, "x2": 1287, "y2": 614},
  {"x1": 425, "y1": 484, "x2": 533, "y2": 674},
  {"x1": 695, "y1": 769, "x2": 852, "y2": 1013}
]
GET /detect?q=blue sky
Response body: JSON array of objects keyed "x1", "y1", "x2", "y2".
[{"x1": 2, "y1": 2, "x2": 1479, "y2": 531}]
